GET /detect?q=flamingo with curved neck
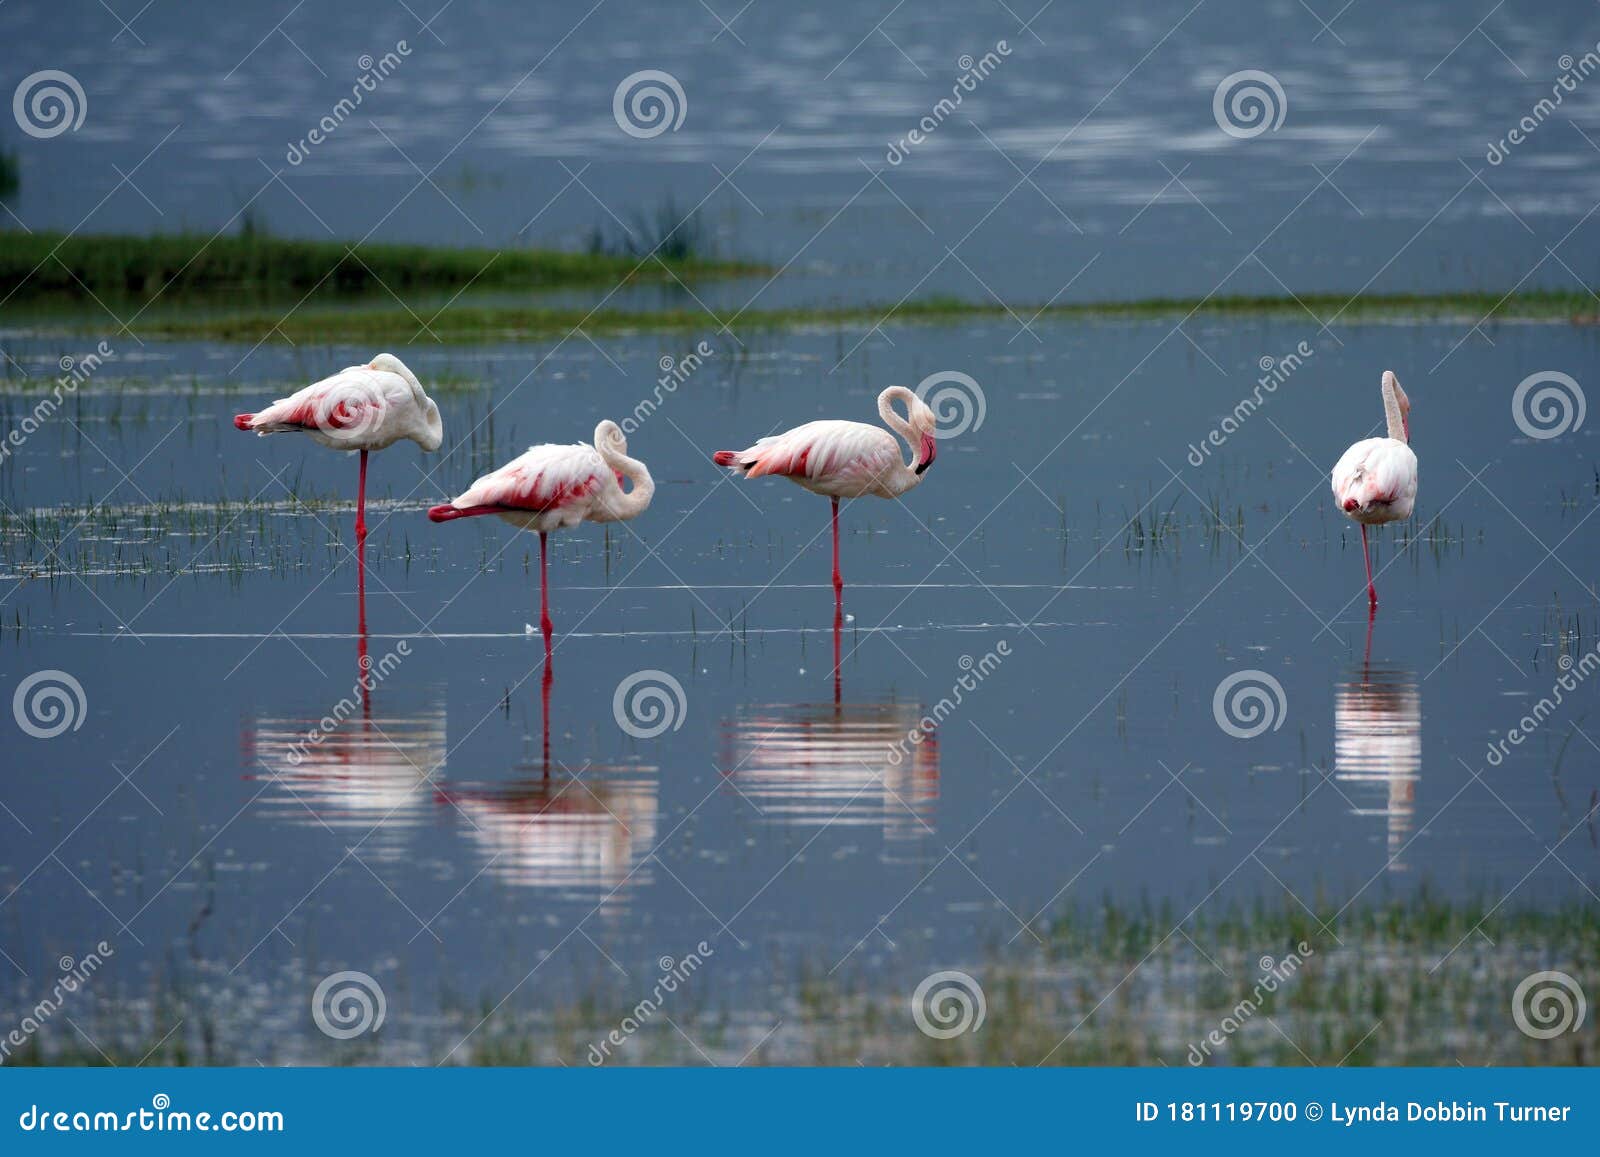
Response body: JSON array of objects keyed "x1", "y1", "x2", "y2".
[
  {"x1": 713, "y1": 385, "x2": 940, "y2": 609},
  {"x1": 1331, "y1": 370, "x2": 1418, "y2": 608},
  {"x1": 428, "y1": 420, "x2": 653, "y2": 654}
]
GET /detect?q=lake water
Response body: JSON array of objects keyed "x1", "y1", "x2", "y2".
[{"x1": 1, "y1": 0, "x2": 1598, "y2": 1065}]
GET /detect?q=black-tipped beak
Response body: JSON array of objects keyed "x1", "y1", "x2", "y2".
[{"x1": 914, "y1": 432, "x2": 937, "y2": 475}]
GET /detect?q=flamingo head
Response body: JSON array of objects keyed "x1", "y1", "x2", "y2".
[
  {"x1": 907, "y1": 392, "x2": 939, "y2": 474},
  {"x1": 415, "y1": 397, "x2": 443, "y2": 452}
]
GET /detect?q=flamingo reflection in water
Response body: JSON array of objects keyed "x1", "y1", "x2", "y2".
[
  {"x1": 718, "y1": 699, "x2": 940, "y2": 853},
  {"x1": 1333, "y1": 623, "x2": 1421, "y2": 871},
  {"x1": 243, "y1": 654, "x2": 445, "y2": 863},
  {"x1": 243, "y1": 555, "x2": 446, "y2": 860},
  {"x1": 434, "y1": 663, "x2": 660, "y2": 911}
]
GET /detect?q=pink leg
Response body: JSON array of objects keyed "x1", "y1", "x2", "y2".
[
  {"x1": 355, "y1": 450, "x2": 369, "y2": 543},
  {"x1": 831, "y1": 497, "x2": 842, "y2": 597},
  {"x1": 1361, "y1": 523, "x2": 1377, "y2": 607},
  {"x1": 539, "y1": 656, "x2": 553, "y2": 775},
  {"x1": 832, "y1": 599, "x2": 843, "y2": 707},
  {"x1": 539, "y1": 531, "x2": 553, "y2": 657}
]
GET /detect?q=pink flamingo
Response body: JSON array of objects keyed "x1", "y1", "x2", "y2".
[
  {"x1": 713, "y1": 386, "x2": 939, "y2": 601},
  {"x1": 427, "y1": 420, "x2": 654, "y2": 654},
  {"x1": 1331, "y1": 370, "x2": 1417, "y2": 607},
  {"x1": 234, "y1": 352, "x2": 442, "y2": 545}
]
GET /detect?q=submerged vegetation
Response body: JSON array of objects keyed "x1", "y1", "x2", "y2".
[
  {"x1": 4, "y1": 897, "x2": 1594, "y2": 1066},
  {"x1": 0, "y1": 228, "x2": 763, "y2": 301},
  {"x1": 108, "y1": 285, "x2": 1600, "y2": 345}
]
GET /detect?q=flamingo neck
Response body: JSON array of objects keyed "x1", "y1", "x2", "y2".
[
  {"x1": 597, "y1": 440, "x2": 654, "y2": 520},
  {"x1": 1382, "y1": 378, "x2": 1407, "y2": 443},
  {"x1": 877, "y1": 386, "x2": 922, "y2": 475}
]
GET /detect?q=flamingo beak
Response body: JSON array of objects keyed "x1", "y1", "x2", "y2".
[{"x1": 915, "y1": 432, "x2": 937, "y2": 475}]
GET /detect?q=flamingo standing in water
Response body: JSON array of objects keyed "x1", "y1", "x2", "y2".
[
  {"x1": 427, "y1": 420, "x2": 654, "y2": 655},
  {"x1": 1331, "y1": 370, "x2": 1417, "y2": 608},
  {"x1": 713, "y1": 386, "x2": 939, "y2": 602},
  {"x1": 233, "y1": 353, "x2": 443, "y2": 545}
]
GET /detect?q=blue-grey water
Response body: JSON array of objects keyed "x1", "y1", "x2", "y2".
[{"x1": 1, "y1": 0, "x2": 1598, "y2": 1064}]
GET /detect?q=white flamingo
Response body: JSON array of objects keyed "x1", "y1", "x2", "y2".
[
  {"x1": 1331, "y1": 371, "x2": 1417, "y2": 607},
  {"x1": 234, "y1": 352, "x2": 442, "y2": 543},
  {"x1": 713, "y1": 386, "x2": 939, "y2": 597},
  {"x1": 427, "y1": 420, "x2": 654, "y2": 652}
]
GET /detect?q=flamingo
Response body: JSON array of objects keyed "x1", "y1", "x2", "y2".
[
  {"x1": 426, "y1": 420, "x2": 654, "y2": 654},
  {"x1": 1331, "y1": 370, "x2": 1417, "y2": 607},
  {"x1": 233, "y1": 352, "x2": 443, "y2": 545},
  {"x1": 712, "y1": 386, "x2": 939, "y2": 603}
]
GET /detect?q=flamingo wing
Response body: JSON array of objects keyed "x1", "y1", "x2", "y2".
[
  {"x1": 1332, "y1": 437, "x2": 1418, "y2": 517},
  {"x1": 238, "y1": 365, "x2": 410, "y2": 435},
  {"x1": 447, "y1": 443, "x2": 609, "y2": 515},
  {"x1": 720, "y1": 421, "x2": 900, "y2": 486}
]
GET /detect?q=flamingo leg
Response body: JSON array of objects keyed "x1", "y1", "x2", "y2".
[
  {"x1": 538, "y1": 531, "x2": 554, "y2": 657},
  {"x1": 1361, "y1": 523, "x2": 1377, "y2": 607},
  {"x1": 540, "y1": 655, "x2": 553, "y2": 777},
  {"x1": 831, "y1": 497, "x2": 842, "y2": 598},
  {"x1": 355, "y1": 449, "x2": 369, "y2": 544},
  {"x1": 832, "y1": 599, "x2": 843, "y2": 706}
]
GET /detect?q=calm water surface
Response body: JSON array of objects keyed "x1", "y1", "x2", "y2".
[{"x1": 0, "y1": 318, "x2": 1596, "y2": 1058}]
